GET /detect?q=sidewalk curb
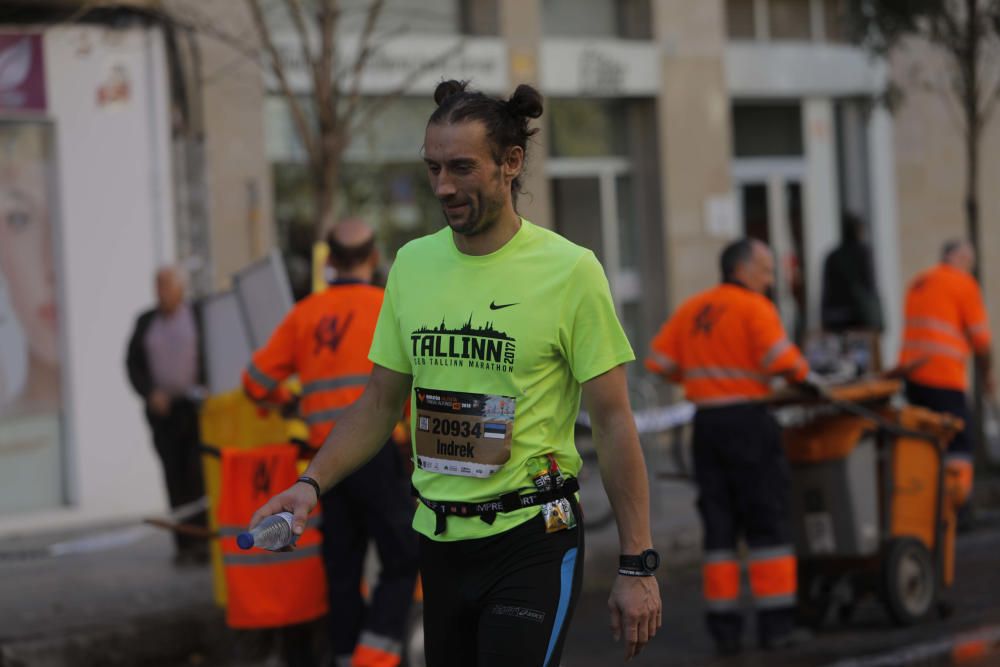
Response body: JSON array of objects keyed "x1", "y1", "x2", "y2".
[{"x1": 0, "y1": 605, "x2": 223, "y2": 667}]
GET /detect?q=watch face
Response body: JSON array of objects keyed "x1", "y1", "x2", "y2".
[{"x1": 642, "y1": 549, "x2": 660, "y2": 571}]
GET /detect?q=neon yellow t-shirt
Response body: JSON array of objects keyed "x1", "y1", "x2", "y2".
[{"x1": 369, "y1": 219, "x2": 635, "y2": 541}]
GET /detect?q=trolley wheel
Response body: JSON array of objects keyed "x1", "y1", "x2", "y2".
[
  {"x1": 796, "y1": 568, "x2": 831, "y2": 630},
  {"x1": 882, "y1": 538, "x2": 938, "y2": 626}
]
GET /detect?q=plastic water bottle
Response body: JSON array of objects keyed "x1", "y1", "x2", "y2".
[{"x1": 237, "y1": 512, "x2": 297, "y2": 551}]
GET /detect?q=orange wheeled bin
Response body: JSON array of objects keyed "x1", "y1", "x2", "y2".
[{"x1": 782, "y1": 379, "x2": 964, "y2": 627}]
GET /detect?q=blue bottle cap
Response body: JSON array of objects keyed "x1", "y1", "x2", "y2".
[{"x1": 236, "y1": 533, "x2": 254, "y2": 550}]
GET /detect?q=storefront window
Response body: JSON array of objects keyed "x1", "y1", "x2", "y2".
[
  {"x1": 548, "y1": 99, "x2": 628, "y2": 158},
  {"x1": 268, "y1": 94, "x2": 444, "y2": 295},
  {"x1": 273, "y1": 159, "x2": 443, "y2": 297},
  {"x1": 0, "y1": 120, "x2": 66, "y2": 514}
]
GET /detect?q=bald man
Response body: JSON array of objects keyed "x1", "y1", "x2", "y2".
[
  {"x1": 243, "y1": 220, "x2": 418, "y2": 667},
  {"x1": 126, "y1": 266, "x2": 208, "y2": 565},
  {"x1": 899, "y1": 240, "x2": 994, "y2": 524}
]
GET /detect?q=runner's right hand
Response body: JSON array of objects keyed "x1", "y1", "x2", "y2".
[{"x1": 249, "y1": 482, "x2": 317, "y2": 536}]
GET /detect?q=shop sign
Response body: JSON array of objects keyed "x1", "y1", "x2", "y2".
[
  {"x1": 0, "y1": 34, "x2": 46, "y2": 113},
  {"x1": 542, "y1": 40, "x2": 660, "y2": 97}
]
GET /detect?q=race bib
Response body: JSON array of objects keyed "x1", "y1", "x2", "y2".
[{"x1": 414, "y1": 387, "x2": 516, "y2": 478}]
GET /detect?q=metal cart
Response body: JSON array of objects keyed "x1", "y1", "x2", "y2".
[{"x1": 781, "y1": 379, "x2": 964, "y2": 627}]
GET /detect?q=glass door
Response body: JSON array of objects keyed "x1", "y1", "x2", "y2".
[
  {"x1": 733, "y1": 159, "x2": 807, "y2": 342},
  {"x1": 548, "y1": 158, "x2": 642, "y2": 346}
]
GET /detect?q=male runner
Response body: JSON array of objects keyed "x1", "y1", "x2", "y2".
[{"x1": 251, "y1": 80, "x2": 661, "y2": 666}]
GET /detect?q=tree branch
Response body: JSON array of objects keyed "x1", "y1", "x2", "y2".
[
  {"x1": 246, "y1": 0, "x2": 320, "y2": 167},
  {"x1": 342, "y1": 0, "x2": 386, "y2": 127},
  {"x1": 284, "y1": 0, "x2": 317, "y2": 86},
  {"x1": 347, "y1": 39, "x2": 464, "y2": 138},
  {"x1": 328, "y1": 23, "x2": 407, "y2": 86},
  {"x1": 311, "y1": 0, "x2": 341, "y2": 169}
]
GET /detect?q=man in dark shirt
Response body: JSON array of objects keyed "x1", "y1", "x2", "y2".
[
  {"x1": 126, "y1": 266, "x2": 207, "y2": 564},
  {"x1": 821, "y1": 213, "x2": 883, "y2": 334}
]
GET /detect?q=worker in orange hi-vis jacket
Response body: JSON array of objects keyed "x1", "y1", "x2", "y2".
[
  {"x1": 899, "y1": 239, "x2": 995, "y2": 523},
  {"x1": 242, "y1": 219, "x2": 417, "y2": 667},
  {"x1": 646, "y1": 238, "x2": 814, "y2": 656}
]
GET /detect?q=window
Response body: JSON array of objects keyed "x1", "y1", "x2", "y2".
[
  {"x1": 459, "y1": 0, "x2": 499, "y2": 36},
  {"x1": 338, "y1": 0, "x2": 461, "y2": 36},
  {"x1": 548, "y1": 99, "x2": 628, "y2": 158},
  {"x1": 768, "y1": 0, "x2": 811, "y2": 41},
  {"x1": 726, "y1": 0, "x2": 757, "y2": 39},
  {"x1": 273, "y1": 160, "x2": 445, "y2": 297},
  {"x1": 725, "y1": 0, "x2": 852, "y2": 42},
  {"x1": 268, "y1": 95, "x2": 442, "y2": 296},
  {"x1": 732, "y1": 104, "x2": 804, "y2": 157},
  {"x1": 0, "y1": 120, "x2": 68, "y2": 513},
  {"x1": 542, "y1": 0, "x2": 651, "y2": 39},
  {"x1": 822, "y1": 0, "x2": 850, "y2": 42}
]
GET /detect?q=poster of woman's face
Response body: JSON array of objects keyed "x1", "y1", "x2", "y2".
[{"x1": 0, "y1": 121, "x2": 61, "y2": 415}]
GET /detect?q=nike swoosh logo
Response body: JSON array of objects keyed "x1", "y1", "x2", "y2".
[{"x1": 489, "y1": 300, "x2": 519, "y2": 310}]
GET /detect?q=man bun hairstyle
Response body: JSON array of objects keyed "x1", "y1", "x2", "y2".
[
  {"x1": 429, "y1": 79, "x2": 544, "y2": 206},
  {"x1": 507, "y1": 84, "x2": 544, "y2": 120}
]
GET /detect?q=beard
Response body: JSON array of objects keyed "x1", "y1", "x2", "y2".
[{"x1": 441, "y1": 181, "x2": 507, "y2": 237}]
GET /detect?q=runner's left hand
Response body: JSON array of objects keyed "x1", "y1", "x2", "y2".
[{"x1": 608, "y1": 574, "x2": 662, "y2": 661}]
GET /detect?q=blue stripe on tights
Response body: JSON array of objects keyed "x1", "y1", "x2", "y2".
[{"x1": 543, "y1": 546, "x2": 578, "y2": 667}]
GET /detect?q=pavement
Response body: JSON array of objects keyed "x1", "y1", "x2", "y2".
[
  {"x1": 1, "y1": 471, "x2": 998, "y2": 667},
  {"x1": 564, "y1": 506, "x2": 1000, "y2": 667}
]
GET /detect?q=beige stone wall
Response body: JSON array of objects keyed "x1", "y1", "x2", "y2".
[
  {"x1": 168, "y1": 0, "x2": 274, "y2": 289},
  {"x1": 891, "y1": 38, "x2": 1000, "y2": 349},
  {"x1": 652, "y1": 0, "x2": 733, "y2": 305},
  {"x1": 499, "y1": 0, "x2": 552, "y2": 229}
]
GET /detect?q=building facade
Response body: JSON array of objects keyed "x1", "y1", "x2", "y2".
[{"x1": 265, "y1": 0, "x2": 906, "y2": 363}]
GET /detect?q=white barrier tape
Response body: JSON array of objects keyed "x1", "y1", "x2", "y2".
[
  {"x1": 1, "y1": 497, "x2": 208, "y2": 561},
  {"x1": 48, "y1": 525, "x2": 156, "y2": 558},
  {"x1": 824, "y1": 624, "x2": 1000, "y2": 667},
  {"x1": 577, "y1": 402, "x2": 695, "y2": 435}
]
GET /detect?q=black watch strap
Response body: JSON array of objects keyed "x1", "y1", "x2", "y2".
[
  {"x1": 296, "y1": 475, "x2": 322, "y2": 501},
  {"x1": 619, "y1": 549, "x2": 660, "y2": 576}
]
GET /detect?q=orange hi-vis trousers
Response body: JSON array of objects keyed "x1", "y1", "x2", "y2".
[
  {"x1": 693, "y1": 403, "x2": 798, "y2": 645},
  {"x1": 703, "y1": 547, "x2": 796, "y2": 611}
]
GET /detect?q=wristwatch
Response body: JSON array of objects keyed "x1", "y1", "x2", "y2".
[{"x1": 619, "y1": 549, "x2": 660, "y2": 577}]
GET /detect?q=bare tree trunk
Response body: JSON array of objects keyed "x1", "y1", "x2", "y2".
[{"x1": 314, "y1": 155, "x2": 340, "y2": 243}]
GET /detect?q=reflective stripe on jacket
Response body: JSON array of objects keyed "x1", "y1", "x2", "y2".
[
  {"x1": 218, "y1": 444, "x2": 327, "y2": 628},
  {"x1": 242, "y1": 282, "x2": 384, "y2": 447},
  {"x1": 899, "y1": 264, "x2": 991, "y2": 391},
  {"x1": 645, "y1": 283, "x2": 809, "y2": 404}
]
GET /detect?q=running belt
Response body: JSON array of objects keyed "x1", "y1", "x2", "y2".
[{"x1": 413, "y1": 477, "x2": 580, "y2": 535}]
